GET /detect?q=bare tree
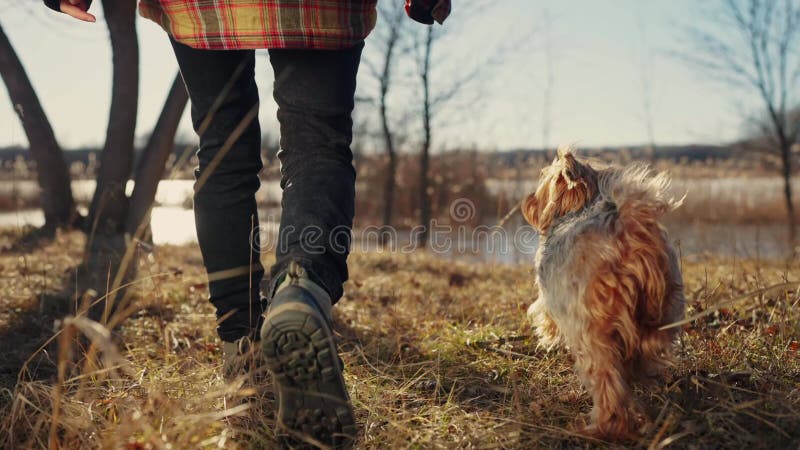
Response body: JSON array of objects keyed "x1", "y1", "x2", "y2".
[
  {"x1": 360, "y1": 4, "x2": 407, "y2": 244},
  {"x1": 377, "y1": 6, "x2": 405, "y2": 241},
  {"x1": 418, "y1": 26, "x2": 434, "y2": 247},
  {"x1": 71, "y1": 0, "x2": 141, "y2": 320},
  {"x1": 79, "y1": 3, "x2": 189, "y2": 320},
  {"x1": 684, "y1": 0, "x2": 800, "y2": 245},
  {"x1": 411, "y1": 8, "x2": 523, "y2": 247},
  {"x1": 413, "y1": 23, "x2": 518, "y2": 247},
  {"x1": 86, "y1": 0, "x2": 139, "y2": 239},
  {"x1": 0, "y1": 23, "x2": 76, "y2": 232},
  {"x1": 2, "y1": 3, "x2": 186, "y2": 320}
]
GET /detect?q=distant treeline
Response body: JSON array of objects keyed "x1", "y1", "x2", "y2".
[
  {"x1": 0, "y1": 143, "x2": 737, "y2": 169},
  {"x1": 0, "y1": 142, "x2": 250, "y2": 180},
  {"x1": 0, "y1": 143, "x2": 198, "y2": 166},
  {"x1": 493, "y1": 144, "x2": 738, "y2": 166}
]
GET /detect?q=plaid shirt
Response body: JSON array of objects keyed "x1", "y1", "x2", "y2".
[
  {"x1": 44, "y1": 0, "x2": 450, "y2": 50},
  {"x1": 137, "y1": 0, "x2": 451, "y2": 50}
]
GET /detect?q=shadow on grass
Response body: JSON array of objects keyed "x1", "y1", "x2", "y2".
[
  {"x1": 3, "y1": 225, "x2": 56, "y2": 254},
  {"x1": 653, "y1": 369, "x2": 800, "y2": 449},
  {"x1": 2, "y1": 216, "x2": 85, "y2": 254},
  {"x1": 0, "y1": 291, "x2": 72, "y2": 398}
]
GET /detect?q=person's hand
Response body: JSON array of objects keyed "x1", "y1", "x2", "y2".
[
  {"x1": 59, "y1": 0, "x2": 96, "y2": 22},
  {"x1": 405, "y1": 0, "x2": 450, "y2": 25}
]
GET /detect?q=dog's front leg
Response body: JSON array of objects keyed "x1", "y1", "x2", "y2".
[{"x1": 527, "y1": 292, "x2": 561, "y2": 350}]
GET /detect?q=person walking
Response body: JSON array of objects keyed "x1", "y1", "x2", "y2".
[{"x1": 45, "y1": 0, "x2": 449, "y2": 447}]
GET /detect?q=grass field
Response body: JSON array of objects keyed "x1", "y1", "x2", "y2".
[{"x1": 0, "y1": 229, "x2": 798, "y2": 449}]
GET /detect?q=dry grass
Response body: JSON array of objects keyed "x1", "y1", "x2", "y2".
[{"x1": 0, "y1": 229, "x2": 798, "y2": 449}]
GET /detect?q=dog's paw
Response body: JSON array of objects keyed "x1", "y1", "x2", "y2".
[
  {"x1": 571, "y1": 411, "x2": 650, "y2": 442},
  {"x1": 567, "y1": 414, "x2": 610, "y2": 441}
]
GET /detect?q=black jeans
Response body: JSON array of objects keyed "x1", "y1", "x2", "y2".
[{"x1": 171, "y1": 39, "x2": 363, "y2": 342}]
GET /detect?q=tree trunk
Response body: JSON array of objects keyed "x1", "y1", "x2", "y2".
[
  {"x1": 418, "y1": 26, "x2": 434, "y2": 248},
  {"x1": 0, "y1": 24, "x2": 76, "y2": 230},
  {"x1": 125, "y1": 73, "x2": 188, "y2": 240},
  {"x1": 86, "y1": 0, "x2": 139, "y2": 238},
  {"x1": 381, "y1": 149, "x2": 397, "y2": 233},
  {"x1": 378, "y1": 22, "x2": 400, "y2": 246},
  {"x1": 779, "y1": 139, "x2": 796, "y2": 249},
  {"x1": 79, "y1": 0, "x2": 139, "y2": 323}
]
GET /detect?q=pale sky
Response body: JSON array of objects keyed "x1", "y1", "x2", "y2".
[{"x1": 0, "y1": 1, "x2": 758, "y2": 151}]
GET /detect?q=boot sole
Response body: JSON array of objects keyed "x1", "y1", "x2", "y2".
[{"x1": 261, "y1": 302, "x2": 355, "y2": 448}]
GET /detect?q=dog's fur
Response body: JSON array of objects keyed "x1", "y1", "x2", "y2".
[{"x1": 522, "y1": 147, "x2": 685, "y2": 440}]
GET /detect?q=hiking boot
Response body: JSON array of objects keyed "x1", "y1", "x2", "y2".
[{"x1": 260, "y1": 262, "x2": 355, "y2": 448}]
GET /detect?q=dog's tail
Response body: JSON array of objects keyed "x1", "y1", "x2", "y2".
[{"x1": 602, "y1": 163, "x2": 684, "y2": 219}]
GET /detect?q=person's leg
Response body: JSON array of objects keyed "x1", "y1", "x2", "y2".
[
  {"x1": 170, "y1": 39, "x2": 265, "y2": 344},
  {"x1": 260, "y1": 42, "x2": 364, "y2": 448},
  {"x1": 266, "y1": 42, "x2": 364, "y2": 302}
]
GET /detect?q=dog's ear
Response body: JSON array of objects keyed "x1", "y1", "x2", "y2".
[
  {"x1": 521, "y1": 192, "x2": 538, "y2": 228},
  {"x1": 556, "y1": 147, "x2": 581, "y2": 182},
  {"x1": 557, "y1": 152, "x2": 585, "y2": 188},
  {"x1": 562, "y1": 153, "x2": 581, "y2": 182}
]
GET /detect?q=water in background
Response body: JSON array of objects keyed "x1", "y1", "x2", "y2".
[
  {"x1": 0, "y1": 178, "x2": 792, "y2": 260},
  {"x1": 0, "y1": 179, "x2": 283, "y2": 207}
]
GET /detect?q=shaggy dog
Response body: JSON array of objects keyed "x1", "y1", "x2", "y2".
[{"x1": 522, "y1": 147, "x2": 685, "y2": 440}]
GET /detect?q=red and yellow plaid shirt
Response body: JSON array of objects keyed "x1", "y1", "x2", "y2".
[{"x1": 137, "y1": 0, "x2": 451, "y2": 50}]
